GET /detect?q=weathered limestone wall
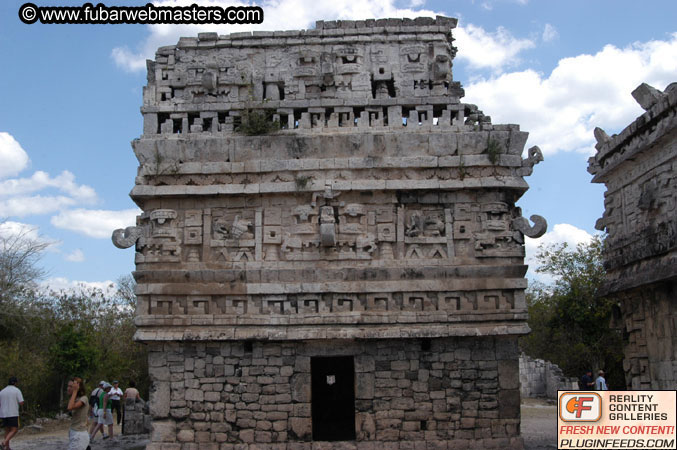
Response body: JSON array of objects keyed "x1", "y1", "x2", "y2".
[
  {"x1": 114, "y1": 15, "x2": 548, "y2": 448},
  {"x1": 147, "y1": 337, "x2": 523, "y2": 449},
  {"x1": 518, "y1": 353, "x2": 577, "y2": 398},
  {"x1": 130, "y1": 188, "x2": 532, "y2": 342},
  {"x1": 123, "y1": 397, "x2": 151, "y2": 435},
  {"x1": 589, "y1": 82, "x2": 677, "y2": 389},
  {"x1": 612, "y1": 284, "x2": 677, "y2": 389}
]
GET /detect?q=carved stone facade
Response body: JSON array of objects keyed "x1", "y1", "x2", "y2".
[
  {"x1": 588, "y1": 82, "x2": 677, "y2": 390},
  {"x1": 114, "y1": 16, "x2": 546, "y2": 449}
]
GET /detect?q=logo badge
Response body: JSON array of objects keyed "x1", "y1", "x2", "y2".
[{"x1": 559, "y1": 392, "x2": 602, "y2": 422}]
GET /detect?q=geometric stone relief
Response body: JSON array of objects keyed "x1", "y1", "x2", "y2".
[
  {"x1": 210, "y1": 208, "x2": 256, "y2": 262},
  {"x1": 115, "y1": 16, "x2": 548, "y2": 448},
  {"x1": 125, "y1": 199, "x2": 543, "y2": 264},
  {"x1": 137, "y1": 290, "x2": 521, "y2": 317},
  {"x1": 474, "y1": 203, "x2": 524, "y2": 257},
  {"x1": 135, "y1": 209, "x2": 182, "y2": 263}
]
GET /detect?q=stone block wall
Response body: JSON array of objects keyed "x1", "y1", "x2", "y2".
[
  {"x1": 518, "y1": 353, "x2": 578, "y2": 398},
  {"x1": 123, "y1": 398, "x2": 152, "y2": 435},
  {"x1": 614, "y1": 283, "x2": 677, "y2": 390},
  {"x1": 146, "y1": 337, "x2": 524, "y2": 449},
  {"x1": 113, "y1": 15, "x2": 549, "y2": 448},
  {"x1": 589, "y1": 82, "x2": 677, "y2": 389}
]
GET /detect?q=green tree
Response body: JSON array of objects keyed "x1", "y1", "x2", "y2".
[
  {"x1": 46, "y1": 278, "x2": 149, "y2": 402},
  {"x1": 521, "y1": 236, "x2": 624, "y2": 388},
  {"x1": 49, "y1": 323, "x2": 99, "y2": 408},
  {"x1": 0, "y1": 225, "x2": 150, "y2": 417}
]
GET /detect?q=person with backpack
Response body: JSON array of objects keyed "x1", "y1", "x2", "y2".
[
  {"x1": 87, "y1": 381, "x2": 104, "y2": 437},
  {"x1": 89, "y1": 383, "x2": 114, "y2": 441}
]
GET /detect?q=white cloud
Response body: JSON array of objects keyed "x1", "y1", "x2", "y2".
[
  {"x1": 525, "y1": 223, "x2": 594, "y2": 285},
  {"x1": 111, "y1": 47, "x2": 148, "y2": 73},
  {"x1": 0, "y1": 220, "x2": 41, "y2": 242},
  {"x1": 51, "y1": 208, "x2": 141, "y2": 239},
  {"x1": 542, "y1": 23, "x2": 558, "y2": 43},
  {"x1": 0, "y1": 135, "x2": 98, "y2": 218},
  {"x1": 112, "y1": 0, "x2": 441, "y2": 72},
  {"x1": 454, "y1": 24, "x2": 535, "y2": 71},
  {"x1": 40, "y1": 277, "x2": 117, "y2": 296},
  {"x1": 64, "y1": 249, "x2": 85, "y2": 262},
  {"x1": 464, "y1": 33, "x2": 677, "y2": 155},
  {"x1": 0, "y1": 195, "x2": 82, "y2": 218},
  {"x1": 0, "y1": 132, "x2": 30, "y2": 179},
  {"x1": 0, "y1": 170, "x2": 97, "y2": 202},
  {"x1": 0, "y1": 220, "x2": 60, "y2": 253},
  {"x1": 476, "y1": 0, "x2": 528, "y2": 9}
]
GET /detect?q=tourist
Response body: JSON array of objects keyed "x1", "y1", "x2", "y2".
[
  {"x1": 122, "y1": 380, "x2": 141, "y2": 402},
  {"x1": 66, "y1": 377, "x2": 90, "y2": 450},
  {"x1": 109, "y1": 381, "x2": 123, "y2": 425},
  {"x1": 121, "y1": 380, "x2": 141, "y2": 434},
  {"x1": 595, "y1": 370, "x2": 608, "y2": 390},
  {"x1": 89, "y1": 383, "x2": 114, "y2": 441},
  {"x1": 88, "y1": 381, "x2": 104, "y2": 436},
  {"x1": 580, "y1": 370, "x2": 594, "y2": 390},
  {"x1": 0, "y1": 376, "x2": 24, "y2": 450}
]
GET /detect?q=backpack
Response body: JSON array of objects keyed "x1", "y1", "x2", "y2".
[{"x1": 90, "y1": 388, "x2": 101, "y2": 409}]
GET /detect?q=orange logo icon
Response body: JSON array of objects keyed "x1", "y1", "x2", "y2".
[
  {"x1": 566, "y1": 396, "x2": 594, "y2": 418},
  {"x1": 559, "y1": 392, "x2": 602, "y2": 422}
]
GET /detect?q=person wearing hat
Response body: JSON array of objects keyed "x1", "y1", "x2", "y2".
[
  {"x1": 109, "y1": 381, "x2": 123, "y2": 426},
  {"x1": 89, "y1": 383, "x2": 114, "y2": 442},
  {"x1": 595, "y1": 370, "x2": 608, "y2": 390},
  {"x1": 88, "y1": 381, "x2": 105, "y2": 437},
  {"x1": 0, "y1": 376, "x2": 24, "y2": 450}
]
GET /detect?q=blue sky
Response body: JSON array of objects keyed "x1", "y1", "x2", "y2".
[{"x1": 1, "y1": 0, "x2": 676, "y2": 291}]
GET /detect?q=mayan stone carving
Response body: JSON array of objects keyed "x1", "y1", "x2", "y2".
[
  {"x1": 114, "y1": 16, "x2": 547, "y2": 449},
  {"x1": 589, "y1": 82, "x2": 677, "y2": 390}
]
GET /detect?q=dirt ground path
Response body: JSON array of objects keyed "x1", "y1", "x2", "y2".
[
  {"x1": 9, "y1": 420, "x2": 148, "y2": 450},
  {"x1": 7, "y1": 399, "x2": 556, "y2": 449},
  {"x1": 522, "y1": 397, "x2": 558, "y2": 449}
]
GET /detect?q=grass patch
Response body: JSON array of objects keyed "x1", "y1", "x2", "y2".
[
  {"x1": 486, "y1": 139, "x2": 503, "y2": 165},
  {"x1": 294, "y1": 175, "x2": 312, "y2": 190}
]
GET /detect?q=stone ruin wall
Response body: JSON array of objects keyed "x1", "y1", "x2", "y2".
[
  {"x1": 147, "y1": 338, "x2": 522, "y2": 448},
  {"x1": 588, "y1": 82, "x2": 677, "y2": 390},
  {"x1": 113, "y1": 16, "x2": 547, "y2": 449},
  {"x1": 518, "y1": 354, "x2": 578, "y2": 399}
]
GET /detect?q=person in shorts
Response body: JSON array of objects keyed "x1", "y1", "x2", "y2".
[
  {"x1": 0, "y1": 376, "x2": 24, "y2": 450},
  {"x1": 89, "y1": 383, "x2": 114, "y2": 441},
  {"x1": 88, "y1": 381, "x2": 104, "y2": 437}
]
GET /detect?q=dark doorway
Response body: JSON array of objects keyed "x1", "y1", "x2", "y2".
[{"x1": 311, "y1": 356, "x2": 356, "y2": 441}]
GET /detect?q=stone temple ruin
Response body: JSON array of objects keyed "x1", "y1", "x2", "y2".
[
  {"x1": 588, "y1": 82, "x2": 677, "y2": 390},
  {"x1": 113, "y1": 16, "x2": 548, "y2": 449}
]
